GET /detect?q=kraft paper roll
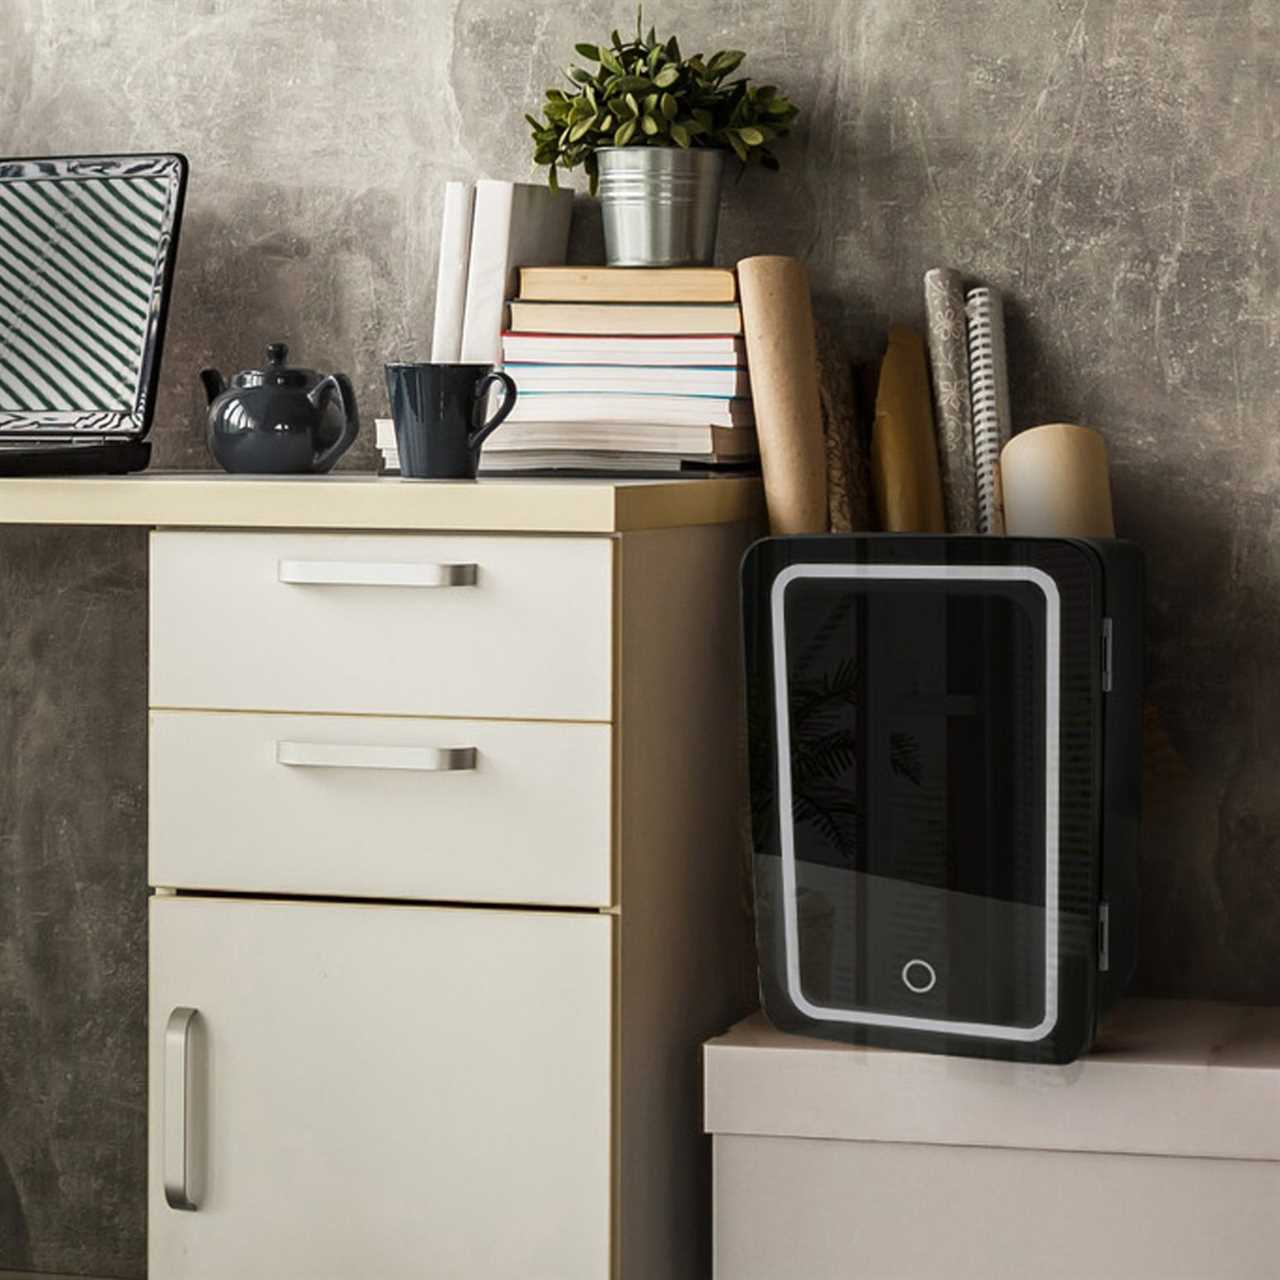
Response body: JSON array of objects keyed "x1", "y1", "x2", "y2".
[
  {"x1": 738, "y1": 255, "x2": 829, "y2": 534},
  {"x1": 1000, "y1": 423, "x2": 1116, "y2": 538},
  {"x1": 870, "y1": 327, "x2": 947, "y2": 533}
]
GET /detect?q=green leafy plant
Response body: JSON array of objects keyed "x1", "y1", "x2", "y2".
[{"x1": 527, "y1": 11, "x2": 800, "y2": 193}]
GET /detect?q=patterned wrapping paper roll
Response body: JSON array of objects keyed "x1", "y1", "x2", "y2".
[
  {"x1": 923, "y1": 268, "x2": 979, "y2": 533},
  {"x1": 1000, "y1": 423, "x2": 1116, "y2": 538},
  {"x1": 737, "y1": 255, "x2": 829, "y2": 534},
  {"x1": 814, "y1": 319, "x2": 872, "y2": 532}
]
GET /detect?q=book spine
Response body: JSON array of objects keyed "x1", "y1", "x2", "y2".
[
  {"x1": 923, "y1": 268, "x2": 978, "y2": 533},
  {"x1": 430, "y1": 181, "x2": 475, "y2": 363},
  {"x1": 459, "y1": 181, "x2": 515, "y2": 364},
  {"x1": 964, "y1": 285, "x2": 1013, "y2": 535},
  {"x1": 737, "y1": 255, "x2": 828, "y2": 534}
]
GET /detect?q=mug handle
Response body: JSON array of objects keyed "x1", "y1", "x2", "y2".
[{"x1": 469, "y1": 371, "x2": 518, "y2": 451}]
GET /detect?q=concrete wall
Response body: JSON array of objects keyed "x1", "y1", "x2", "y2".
[{"x1": 0, "y1": 0, "x2": 1276, "y2": 1273}]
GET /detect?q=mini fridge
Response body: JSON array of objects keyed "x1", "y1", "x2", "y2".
[{"x1": 742, "y1": 535, "x2": 1143, "y2": 1064}]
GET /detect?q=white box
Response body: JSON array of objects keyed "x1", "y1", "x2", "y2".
[{"x1": 705, "y1": 999, "x2": 1280, "y2": 1279}]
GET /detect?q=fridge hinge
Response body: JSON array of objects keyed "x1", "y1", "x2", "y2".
[
  {"x1": 1101, "y1": 617, "x2": 1114, "y2": 693},
  {"x1": 1098, "y1": 901, "x2": 1111, "y2": 972}
]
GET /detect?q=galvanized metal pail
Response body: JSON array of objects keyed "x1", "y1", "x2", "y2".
[{"x1": 596, "y1": 146, "x2": 726, "y2": 267}]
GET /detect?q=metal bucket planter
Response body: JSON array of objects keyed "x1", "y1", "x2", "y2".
[{"x1": 596, "y1": 146, "x2": 726, "y2": 267}]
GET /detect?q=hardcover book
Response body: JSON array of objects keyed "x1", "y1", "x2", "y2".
[
  {"x1": 517, "y1": 266, "x2": 737, "y2": 304},
  {"x1": 506, "y1": 301, "x2": 742, "y2": 336}
]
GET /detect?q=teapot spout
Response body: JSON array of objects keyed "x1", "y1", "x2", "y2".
[{"x1": 199, "y1": 368, "x2": 226, "y2": 405}]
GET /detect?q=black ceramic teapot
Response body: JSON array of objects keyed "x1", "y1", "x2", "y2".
[{"x1": 201, "y1": 343, "x2": 359, "y2": 474}]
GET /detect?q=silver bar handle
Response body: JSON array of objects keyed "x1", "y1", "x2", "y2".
[
  {"x1": 164, "y1": 1006, "x2": 200, "y2": 1211},
  {"x1": 278, "y1": 560, "x2": 477, "y2": 588},
  {"x1": 276, "y1": 742, "x2": 478, "y2": 772}
]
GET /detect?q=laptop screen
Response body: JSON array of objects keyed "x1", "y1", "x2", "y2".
[{"x1": 0, "y1": 154, "x2": 185, "y2": 441}]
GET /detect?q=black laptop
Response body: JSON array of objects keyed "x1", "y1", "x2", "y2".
[{"x1": 0, "y1": 153, "x2": 187, "y2": 475}]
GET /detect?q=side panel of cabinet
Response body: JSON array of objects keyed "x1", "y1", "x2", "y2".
[{"x1": 149, "y1": 897, "x2": 611, "y2": 1279}]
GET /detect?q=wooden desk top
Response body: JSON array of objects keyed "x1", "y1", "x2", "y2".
[{"x1": 0, "y1": 471, "x2": 765, "y2": 534}]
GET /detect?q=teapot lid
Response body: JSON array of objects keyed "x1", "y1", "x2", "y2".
[{"x1": 231, "y1": 343, "x2": 318, "y2": 389}]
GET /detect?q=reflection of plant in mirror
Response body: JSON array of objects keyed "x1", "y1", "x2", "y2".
[
  {"x1": 526, "y1": 9, "x2": 799, "y2": 193},
  {"x1": 751, "y1": 655, "x2": 924, "y2": 864}
]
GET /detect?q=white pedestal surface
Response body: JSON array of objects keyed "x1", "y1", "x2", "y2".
[{"x1": 705, "y1": 999, "x2": 1280, "y2": 1279}]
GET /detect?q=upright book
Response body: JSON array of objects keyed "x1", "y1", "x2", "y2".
[
  {"x1": 458, "y1": 180, "x2": 574, "y2": 363},
  {"x1": 430, "y1": 181, "x2": 476, "y2": 362},
  {"x1": 517, "y1": 266, "x2": 737, "y2": 303},
  {"x1": 965, "y1": 285, "x2": 1014, "y2": 535}
]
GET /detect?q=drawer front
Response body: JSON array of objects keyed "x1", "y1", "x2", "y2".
[
  {"x1": 150, "y1": 710, "x2": 613, "y2": 905},
  {"x1": 149, "y1": 530, "x2": 614, "y2": 720}
]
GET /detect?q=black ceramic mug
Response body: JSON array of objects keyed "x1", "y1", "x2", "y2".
[{"x1": 384, "y1": 362, "x2": 517, "y2": 479}]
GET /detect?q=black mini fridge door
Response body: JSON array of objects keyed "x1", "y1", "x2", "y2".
[{"x1": 743, "y1": 536, "x2": 1106, "y2": 1064}]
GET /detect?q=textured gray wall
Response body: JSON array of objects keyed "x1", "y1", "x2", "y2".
[{"x1": 1, "y1": 0, "x2": 1277, "y2": 1274}]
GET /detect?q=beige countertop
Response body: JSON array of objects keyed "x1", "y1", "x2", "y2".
[
  {"x1": 705, "y1": 999, "x2": 1280, "y2": 1162},
  {"x1": 0, "y1": 471, "x2": 765, "y2": 534}
]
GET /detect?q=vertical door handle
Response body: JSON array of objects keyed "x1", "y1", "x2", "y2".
[{"x1": 164, "y1": 1006, "x2": 201, "y2": 1210}]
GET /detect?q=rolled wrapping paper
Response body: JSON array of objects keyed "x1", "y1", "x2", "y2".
[
  {"x1": 870, "y1": 327, "x2": 947, "y2": 533},
  {"x1": 1000, "y1": 423, "x2": 1116, "y2": 537},
  {"x1": 737, "y1": 255, "x2": 829, "y2": 534},
  {"x1": 923, "y1": 268, "x2": 979, "y2": 533},
  {"x1": 814, "y1": 318, "x2": 872, "y2": 532}
]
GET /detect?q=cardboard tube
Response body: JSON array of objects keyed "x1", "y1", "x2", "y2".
[
  {"x1": 737, "y1": 255, "x2": 828, "y2": 534},
  {"x1": 1000, "y1": 423, "x2": 1116, "y2": 537}
]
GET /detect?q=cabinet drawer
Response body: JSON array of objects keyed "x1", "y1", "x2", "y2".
[
  {"x1": 150, "y1": 710, "x2": 613, "y2": 905},
  {"x1": 149, "y1": 530, "x2": 614, "y2": 720}
]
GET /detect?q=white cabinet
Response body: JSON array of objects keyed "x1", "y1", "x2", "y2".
[
  {"x1": 149, "y1": 896, "x2": 612, "y2": 1280},
  {"x1": 145, "y1": 495, "x2": 760, "y2": 1279},
  {"x1": 706, "y1": 1005, "x2": 1280, "y2": 1280}
]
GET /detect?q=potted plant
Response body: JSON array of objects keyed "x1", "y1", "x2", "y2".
[{"x1": 527, "y1": 14, "x2": 799, "y2": 267}]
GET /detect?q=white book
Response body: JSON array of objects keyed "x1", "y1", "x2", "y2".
[
  {"x1": 380, "y1": 447, "x2": 745, "y2": 475},
  {"x1": 430, "y1": 181, "x2": 476, "y2": 362},
  {"x1": 485, "y1": 421, "x2": 758, "y2": 456},
  {"x1": 459, "y1": 180, "x2": 574, "y2": 364},
  {"x1": 502, "y1": 333, "x2": 746, "y2": 366},
  {"x1": 508, "y1": 393, "x2": 754, "y2": 429},
  {"x1": 506, "y1": 364, "x2": 750, "y2": 398},
  {"x1": 481, "y1": 451, "x2": 749, "y2": 474}
]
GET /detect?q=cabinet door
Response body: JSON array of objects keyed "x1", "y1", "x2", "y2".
[{"x1": 149, "y1": 897, "x2": 611, "y2": 1279}]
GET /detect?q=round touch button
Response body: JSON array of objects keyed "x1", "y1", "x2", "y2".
[{"x1": 901, "y1": 958, "x2": 937, "y2": 994}]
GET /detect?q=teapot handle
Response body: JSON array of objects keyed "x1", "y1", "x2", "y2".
[{"x1": 311, "y1": 374, "x2": 360, "y2": 473}]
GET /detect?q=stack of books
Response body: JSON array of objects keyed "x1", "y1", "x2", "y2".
[{"x1": 487, "y1": 267, "x2": 757, "y2": 475}]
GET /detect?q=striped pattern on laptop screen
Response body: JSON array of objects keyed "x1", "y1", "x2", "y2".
[{"x1": 0, "y1": 155, "x2": 183, "y2": 437}]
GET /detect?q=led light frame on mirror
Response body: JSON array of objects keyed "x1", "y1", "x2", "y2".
[
  {"x1": 769, "y1": 563, "x2": 1061, "y2": 1042},
  {"x1": 0, "y1": 153, "x2": 186, "y2": 438}
]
